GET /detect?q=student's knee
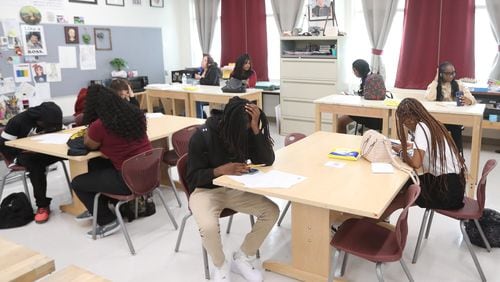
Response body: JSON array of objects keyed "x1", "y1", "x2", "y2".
[{"x1": 261, "y1": 199, "x2": 279, "y2": 222}]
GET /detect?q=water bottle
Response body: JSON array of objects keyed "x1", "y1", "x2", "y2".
[{"x1": 181, "y1": 73, "x2": 187, "y2": 85}]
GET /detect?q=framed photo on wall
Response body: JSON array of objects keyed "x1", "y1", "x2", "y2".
[
  {"x1": 150, "y1": 0, "x2": 163, "y2": 8},
  {"x1": 308, "y1": 0, "x2": 333, "y2": 21},
  {"x1": 69, "y1": 0, "x2": 98, "y2": 4},
  {"x1": 21, "y1": 25, "x2": 47, "y2": 56},
  {"x1": 64, "y1": 26, "x2": 79, "y2": 44},
  {"x1": 94, "y1": 28, "x2": 112, "y2": 50},
  {"x1": 106, "y1": 0, "x2": 124, "y2": 6}
]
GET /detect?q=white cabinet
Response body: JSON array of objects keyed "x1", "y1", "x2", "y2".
[{"x1": 279, "y1": 36, "x2": 343, "y2": 135}]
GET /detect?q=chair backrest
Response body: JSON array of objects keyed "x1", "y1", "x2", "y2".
[
  {"x1": 476, "y1": 159, "x2": 497, "y2": 212},
  {"x1": 121, "y1": 148, "x2": 164, "y2": 196},
  {"x1": 395, "y1": 184, "x2": 421, "y2": 252},
  {"x1": 284, "y1": 133, "x2": 306, "y2": 147},
  {"x1": 172, "y1": 125, "x2": 201, "y2": 157},
  {"x1": 0, "y1": 128, "x2": 15, "y2": 166},
  {"x1": 74, "y1": 113, "x2": 84, "y2": 127},
  {"x1": 176, "y1": 153, "x2": 191, "y2": 198}
]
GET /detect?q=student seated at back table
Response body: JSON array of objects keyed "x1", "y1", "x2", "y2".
[
  {"x1": 186, "y1": 97, "x2": 279, "y2": 282},
  {"x1": 0, "y1": 102, "x2": 63, "y2": 224},
  {"x1": 425, "y1": 61, "x2": 476, "y2": 153},
  {"x1": 71, "y1": 85, "x2": 152, "y2": 238},
  {"x1": 109, "y1": 78, "x2": 140, "y2": 107},
  {"x1": 194, "y1": 53, "x2": 222, "y2": 118},
  {"x1": 231, "y1": 53, "x2": 257, "y2": 88},
  {"x1": 381, "y1": 98, "x2": 467, "y2": 218},
  {"x1": 337, "y1": 59, "x2": 382, "y2": 134}
]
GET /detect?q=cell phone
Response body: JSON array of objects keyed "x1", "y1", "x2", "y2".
[{"x1": 245, "y1": 168, "x2": 259, "y2": 175}]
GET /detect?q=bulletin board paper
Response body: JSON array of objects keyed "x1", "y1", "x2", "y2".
[
  {"x1": 13, "y1": 63, "x2": 32, "y2": 83},
  {"x1": 58, "y1": 46, "x2": 77, "y2": 68}
]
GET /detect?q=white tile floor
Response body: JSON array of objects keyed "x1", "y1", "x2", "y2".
[{"x1": 0, "y1": 124, "x2": 499, "y2": 282}]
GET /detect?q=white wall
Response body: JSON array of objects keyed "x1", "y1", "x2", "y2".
[{"x1": 0, "y1": 0, "x2": 194, "y2": 115}]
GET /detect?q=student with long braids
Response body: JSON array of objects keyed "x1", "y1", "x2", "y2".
[
  {"x1": 382, "y1": 98, "x2": 467, "y2": 218},
  {"x1": 425, "y1": 61, "x2": 476, "y2": 153},
  {"x1": 186, "y1": 97, "x2": 279, "y2": 282},
  {"x1": 337, "y1": 59, "x2": 382, "y2": 134},
  {"x1": 230, "y1": 53, "x2": 257, "y2": 88},
  {"x1": 71, "y1": 85, "x2": 152, "y2": 238}
]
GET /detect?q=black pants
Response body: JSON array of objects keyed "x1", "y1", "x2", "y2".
[
  {"x1": 71, "y1": 158, "x2": 131, "y2": 225},
  {"x1": 445, "y1": 124, "x2": 463, "y2": 154},
  {"x1": 415, "y1": 173, "x2": 465, "y2": 210},
  {"x1": 16, "y1": 153, "x2": 62, "y2": 208}
]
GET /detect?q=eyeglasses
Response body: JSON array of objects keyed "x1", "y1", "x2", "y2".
[{"x1": 443, "y1": 71, "x2": 456, "y2": 76}]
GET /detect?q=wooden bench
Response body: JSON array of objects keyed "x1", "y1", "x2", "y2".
[
  {"x1": 0, "y1": 237, "x2": 55, "y2": 282},
  {"x1": 40, "y1": 265, "x2": 110, "y2": 282}
]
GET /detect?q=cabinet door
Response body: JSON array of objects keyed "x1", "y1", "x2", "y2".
[
  {"x1": 281, "y1": 80, "x2": 336, "y2": 100},
  {"x1": 281, "y1": 58, "x2": 337, "y2": 81}
]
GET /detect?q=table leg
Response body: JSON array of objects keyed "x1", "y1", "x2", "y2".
[
  {"x1": 382, "y1": 115, "x2": 390, "y2": 137},
  {"x1": 315, "y1": 105, "x2": 321, "y2": 132},
  {"x1": 146, "y1": 92, "x2": 153, "y2": 113},
  {"x1": 189, "y1": 99, "x2": 197, "y2": 118},
  {"x1": 59, "y1": 160, "x2": 88, "y2": 216},
  {"x1": 468, "y1": 116, "x2": 483, "y2": 197}
]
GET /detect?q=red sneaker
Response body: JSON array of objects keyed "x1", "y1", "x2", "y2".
[{"x1": 35, "y1": 207, "x2": 50, "y2": 224}]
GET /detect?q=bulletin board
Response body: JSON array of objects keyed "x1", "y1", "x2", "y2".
[{"x1": 0, "y1": 22, "x2": 164, "y2": 97}]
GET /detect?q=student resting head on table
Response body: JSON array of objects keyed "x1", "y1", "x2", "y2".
[
  {"x1": 0, "y1": 102, "x2": 63, "y2": 223},
  {"x1": 71, "y1": 85, "x2": 151, "y2": 238},
  {"x1": 425, "y1": 61, "x2": 476, "y2": 154},
  {"x1": 336, "y1": 59, "x2": 383, "y2": 134},
  {"x1": 186, "y1": 96, "x2": 278, "y2": 282}
]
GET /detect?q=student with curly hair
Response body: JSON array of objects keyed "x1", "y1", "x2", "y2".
[
  {"x1": 71, "y1": 85, "x2": 151, "y2": 238},
  {"x1": 230, "y1": 53, "x2": 257, "y2": 88}
]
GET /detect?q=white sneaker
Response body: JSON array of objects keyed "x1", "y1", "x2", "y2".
[
  {"x1": 231, "y1": 250, "x2": 263, "y2": 282},
  {"x1": 214, "y1": 261, "x2": 232, "y2": 282}
]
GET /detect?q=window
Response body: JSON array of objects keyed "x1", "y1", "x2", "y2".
[{"x1": 475, "y1": 0, "x2": 497, "y2": 82}]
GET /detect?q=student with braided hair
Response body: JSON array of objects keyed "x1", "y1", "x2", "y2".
[
  {"x1": 425, "y1": 61, "x2": 476, "y2": 153},
  {"x1": 186, "y1": 97, "x2": 278, "y2": 282}
]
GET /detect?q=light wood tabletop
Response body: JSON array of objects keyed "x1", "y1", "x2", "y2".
[
  {"x1": 214, "y1": 131, "x2": 409, "y2": 281},
  {"x1": 5, "y1": 115, "x2": 205, "y2": 216},
  {"x1": 40, "y1": 265, "x2": 110, "y2": 282},
  {"x1": 0, "y1": 236, "x2": 55, "y2": 282}
]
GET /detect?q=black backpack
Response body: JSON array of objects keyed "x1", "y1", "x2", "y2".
[
  {"x1": 0, "y1": 192, "x2": 34, "y2": 229},
  {"x1": 465, "y1": 208, "x2": 500, "y2": 248}
]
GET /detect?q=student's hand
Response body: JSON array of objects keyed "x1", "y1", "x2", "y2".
[
  {"x1": 462, "y1": 96, "x2": 472, "y2": 106},
  {"x1": 214, "y1": 162, "x2": 249, "y2": 176},
  {"x1": 195, "y1": 73, "x2": 201, "y2": 80},
  {"x1": 128, "y1": 85, "x2": 135, "y2": 98},
  {"x1": 246, "y1": 103, "x2": 261, "y2": 134},
  {"x1": 434, "y1": 68, "x2": 439, "y2": 82}
]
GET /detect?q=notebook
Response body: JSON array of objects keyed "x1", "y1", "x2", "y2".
[{"x1": 328, "y1": 148, "x2": 360, "y2": 161}]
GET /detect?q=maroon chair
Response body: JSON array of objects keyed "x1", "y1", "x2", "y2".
[
  {"x1": 162, "y1": 124, "x2": 201, "y2": 207},
  {"x1": 412, "y1": 159, "x2": 497, "y2": 282},
  {"x1": 329, "y1": 185, "x2": 421, "y2": 282},
  {"x1": 174, "y1": 154, "x2": 257, "y2": 280},
  {"x1": 277, "y1": 132, "x2": 306, "y2": 226},
  {"x1": 91, "y1": 148, "x2": 178, "y2": 255}
]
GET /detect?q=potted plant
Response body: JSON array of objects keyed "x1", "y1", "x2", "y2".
[{"x1": 110, "y1": 57, "x2": 128, "y2": 78}]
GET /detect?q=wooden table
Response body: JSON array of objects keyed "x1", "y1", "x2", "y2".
[
  {"x1": 314, "y1": 95, "x2": 392, "y2": 136},
  {"x1": 40, "y1": 265, "x2": 110, "y2": 282},
  {"x1": 5, "y1": 115, "x2": 205, "y2": 216},
  {"x1": 214, "y1": 132, "x2": 409, "y2": 281},
  {"x1": 0, "y1": 236, "x2": 55, "y2": 281},
  {"x1": 145, "y1": 84, "x2": 263, "y2": 117}
]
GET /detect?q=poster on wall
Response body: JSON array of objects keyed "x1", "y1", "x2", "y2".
[
  {"x1": 58, "y1": 46, "x2": 77, "y2": 68},
  {"x1": 79, "y1": 44, "x2": 96, "y2": 70},
  {"x1": 0, "y1": 77, "x2": 16, "y2": 95},
  {"x1": 46, "y1": 63, "x2": 62, "y2": 82},
  {"x1": 31, "y1": 62, "x2": 48, "y2": 83},
  {"x1": 1, "y1": 19, "x2": 21, "y2": 38},
  {"x1": 21, "y1": 25, "x2": 48, "y2": 56},
  {"x1": 13, "y1": 63, "x2": 32, "y2": 83}
]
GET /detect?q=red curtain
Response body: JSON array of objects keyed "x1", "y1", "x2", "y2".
[
  {"x1": 395, "y1": 0, "x2": 475, "y2": 89},
  {"x1": 221, "y1": 0, "x2": 269, "y2": 81}
]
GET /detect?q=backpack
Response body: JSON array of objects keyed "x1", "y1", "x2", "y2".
[
  {"x1": 363, "y1": 73, "x2": 386, "y2": 100},
  {"x1": 222, "y1": 78, "x2": 246, "y2": 93},
  {"x1": 118, "y1": 194, "x2": 156, "y2": 222},
  {"x1": 0, "y1": 192, "x2": 34, "y2": 229},
  {"x1": 465, "y1": 208, "x2": 500, "y2": 248}
]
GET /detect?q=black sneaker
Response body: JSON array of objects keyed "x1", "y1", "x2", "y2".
[
  {"x1": 75, "y1": 210, "x2": 92, "y2": 222},
  {"x1": 86, "y1": 220, "x2": 120, "y2": 239}
]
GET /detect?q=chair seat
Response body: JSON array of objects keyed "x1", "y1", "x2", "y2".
[
  {"x1": 102, "y1": 192, "x2": 136, "y2": 202},
  {"x1": 435, "y1": 197, "x2": 481, "y2": 220},
  {"x1": 163, "y1": 150, "x2": 179, "y2": 166},
  {"x1": 331, "y1": 218, "x2": 401, "y2": 263}
]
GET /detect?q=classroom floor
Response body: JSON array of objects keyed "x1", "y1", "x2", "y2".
[{"x1": 0, "y1": 123, "x2": 499, "y2": 282}]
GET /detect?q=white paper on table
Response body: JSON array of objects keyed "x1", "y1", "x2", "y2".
[
  {"x1": 0, "y1": 77, "x2": 16, "y2": 94},
  {"x1": 79, "y1": 45, "x2": 96, "y2": 70},
  {"x1": 324, "y1": 161, "x2": 345, "y2": 168},
  {"x1": 145, "y1": 112, "x2": 164, "y2": 118},
  {"x1": 58, "y1": 46, "x2": 77, "y2": 68},
  {"x1": 371, "y1": 163, "x2": 394, "y2": 174},
  {"x1": 228, "y1": 170, "x2": 306, "y2": 189},
  {"x1": 32, "y1": 133, "x2": 72, "y2": 144}
]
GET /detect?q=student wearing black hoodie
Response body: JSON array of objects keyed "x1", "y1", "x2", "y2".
[
  {"x1": 186, "y1": 97, "x2": 278, "y2": 282},
  {"x1": 0, "y1": 102, "x2": 63, "y2": 223}
]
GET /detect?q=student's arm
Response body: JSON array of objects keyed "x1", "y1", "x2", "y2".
[
  {"x1": 200, "y1": 67, "x2": 219, "y2": 86},
  {"x1": 246, "y1": 104, "x2": 275, "y2": 165},
  {"x1": 84, "y1": 120, "x2": 103, "y2": 150},
  {"x1": 425, "y1": 80, "x2": 438, "y2": 101},
  {"x1": 129, "y1": 96, "x2": 140, "y2": 107},
  {"x1": 402, "y1": 148, "x2": 424, "y2": 169},
  {"x1": 457, "y1": 80, "x2": 476, "y2": 105},
  {"x1": 83, "y1": 132, "x2": 100, "y2": 150}
]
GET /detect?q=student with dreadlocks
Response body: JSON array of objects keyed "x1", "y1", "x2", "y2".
[
  {"x1": 382, "y1": 98, "x2": 467, "y2": 219},
  {"x1": 186, "y1": 96, "x2": 278, "y2": 282},
  {"x1": 71, "y1": 85, "x2": 152, "y2": 238},
  {"x1": 230, "y1": 53, "x2": 257, "y2": 88},
  {"x1": 425, "y1": 61, "x2": 476, "y2": 153}
]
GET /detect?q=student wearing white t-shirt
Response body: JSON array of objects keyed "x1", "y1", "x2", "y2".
[{"x1": 390, "y1": 98, "x2": 467, "y2": 210}]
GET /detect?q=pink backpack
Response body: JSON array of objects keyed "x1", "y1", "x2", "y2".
[{"x1": 363, "y1": 73, "x2": 386, "y2": 100}]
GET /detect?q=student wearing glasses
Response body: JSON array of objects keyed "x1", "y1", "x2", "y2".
[{"x1": 425, "y1": 61, "x2": 476, "y2": 153}]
